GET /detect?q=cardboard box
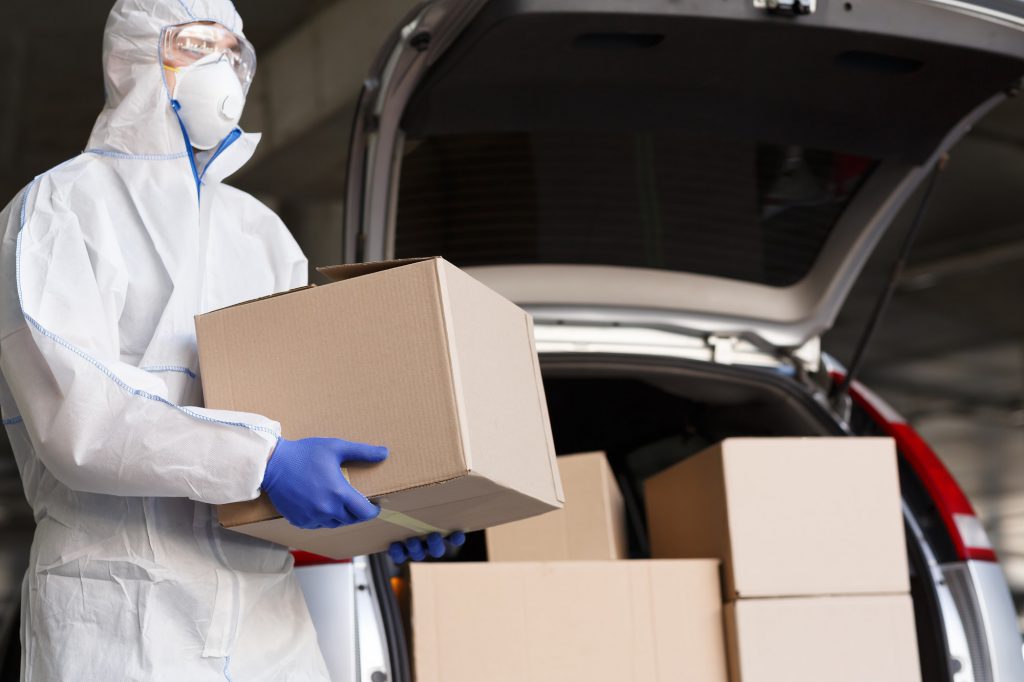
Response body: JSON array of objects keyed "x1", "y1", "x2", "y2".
[
  {"x1": 486, "y1": 451, "x2": 628, "y2": 561},
  {"x1": 725, "y1": 594, "x2": 921, "y2": 682},
  {"x1": 196, "y1": 257, "x2": 564, "y2": 558},
  {"x1": 411, "y1": 561, "x2": 728, "y2": 682},
  {"x1": 644, "y1": 437, "x2": 908, "y2": 599}
]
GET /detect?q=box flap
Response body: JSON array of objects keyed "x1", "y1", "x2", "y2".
[
  {"x1": 316, "y1": 257, "x2": 438, "y2": 283},
  {"x1": 201, "y1": 285, "x2": 317, "y2": 317}
]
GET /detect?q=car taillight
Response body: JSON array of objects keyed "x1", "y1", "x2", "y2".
[
  {"x1": 840, "y1": 377, "x2": 997, "y2": 563},
  {"x1": 291, "y1": 550, "x2": 352, "y2": 567}
]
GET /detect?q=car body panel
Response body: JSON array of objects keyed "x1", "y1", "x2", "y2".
[{"x1": 944, "y1": 561, "x2": 1024, "y2": 681}]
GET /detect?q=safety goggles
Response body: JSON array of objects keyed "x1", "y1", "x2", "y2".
[{"x1": 162, "y1": 22, "x2": 256, "y2": 92}]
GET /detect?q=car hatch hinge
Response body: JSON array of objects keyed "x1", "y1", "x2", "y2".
[
  {"x1": 708, "y1": 333, "x2": 821, "y2": 375},
  {"x1": 708, "y1": 335, "x2": 742, "y2": 366}
]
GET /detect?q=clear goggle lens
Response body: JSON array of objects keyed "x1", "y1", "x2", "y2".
[{"x1": 162, "y1": 23, "x2": 256, "y2": 92}]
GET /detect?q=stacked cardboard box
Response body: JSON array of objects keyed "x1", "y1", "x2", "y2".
[
  {"x1": 411, "y1": 560, "x2": 728, "y2": 682},
  {"x1": 645, "y1": 438, "x2": 921, "y2": 682},
  {"x1": 485, "y1": 451, "x2": 628, "y2": 561}
]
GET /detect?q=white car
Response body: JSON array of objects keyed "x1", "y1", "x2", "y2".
[{"x1": 298, "y1": 1, "x2": 1024, "y2": 681}]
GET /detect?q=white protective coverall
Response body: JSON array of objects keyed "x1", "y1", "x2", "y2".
[{"x1": 0, "y1": 1, "x2": 330, "y2": 679}]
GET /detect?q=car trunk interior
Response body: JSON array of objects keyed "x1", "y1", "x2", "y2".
[
  {"x1": 447, "y1": 355, "x2": 839, "y2": 564},
  {"x1": 387, "y1": 354, "x2": 951, "y2": 680}
]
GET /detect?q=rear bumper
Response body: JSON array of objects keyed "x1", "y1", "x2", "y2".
[{"x1": 943, "y1": 560, "x2": 1024, "y2": 681}]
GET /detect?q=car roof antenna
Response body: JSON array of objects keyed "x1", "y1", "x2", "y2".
[{"x1": 830, "y1": 153, "x2": 950, "y2": 408}]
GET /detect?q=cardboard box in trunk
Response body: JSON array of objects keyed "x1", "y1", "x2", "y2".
[
  {"x1": 725, "y1": 594, "x2": 921, "y2": 682},
  {"x1": 411, "y1": 561, "x2": 728, "y2": 682},
  {"x1": 644, "y1": 437, "x2": 908, "y2": 599},
  {"x1": 486, "y1": 451, "x2": 628, "y2": 561},
  {"x1": 196, "y1": 257, "x2": 563, "y2": 558}
]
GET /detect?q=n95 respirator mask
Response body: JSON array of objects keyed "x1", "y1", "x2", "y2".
[{"x1": 169, "y1": 53, "x2": 246, "y2": 151}]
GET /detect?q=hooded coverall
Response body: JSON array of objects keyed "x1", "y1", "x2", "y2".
[{"x1": 0, "y1": 0, "x2": 331, "y2": 679}]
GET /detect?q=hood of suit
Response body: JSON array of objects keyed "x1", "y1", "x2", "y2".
[{"x1": 88, "y1": 0, "x2": 253, "y2": 158}]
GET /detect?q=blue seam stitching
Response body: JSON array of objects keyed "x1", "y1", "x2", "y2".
[
  {"x1": 142, "y1": 365, "x2": 197, "y2": 379},
  {"x1": 2, "y1": 417, "x2": 23, "y2": 426},
  {"x1": 85, "y1": 149, "x2": 188, "y2": 162},
  {"x1": 176, "y1": 14, "x2": 221, "y2": 26},
  {"x1": 15, "y1": 179, "x2": 278, "y2": 438},
  {"x1": 170, "y1": 101, "x2": 202, "y2": 198}
]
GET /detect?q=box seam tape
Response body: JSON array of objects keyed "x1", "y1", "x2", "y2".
[
  {"x1": 224, "y1": 473, "x2": 474, "y2": 528},
  {"x1": 341, "y1": 466, "x2": 449, "y2": 536}
]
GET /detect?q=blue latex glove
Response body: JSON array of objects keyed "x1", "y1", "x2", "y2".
[
  {"x1": 262, "y1": 437, "x2": 388, "y2": 530},
  {"x1": 388, "y1": 531, "x2": 466, "y2": 563}
]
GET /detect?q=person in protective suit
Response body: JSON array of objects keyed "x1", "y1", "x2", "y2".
[{"x1": 0, "y1": 1, "x2": 458, "y2": 679}]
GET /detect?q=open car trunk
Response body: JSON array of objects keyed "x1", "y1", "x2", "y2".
[
  {"x1": 352, "y1": 3, "x2": 1024, "y2": 679},
  {"x1": 345, "y1": 0, "x2": 1024, "y2": 348}
]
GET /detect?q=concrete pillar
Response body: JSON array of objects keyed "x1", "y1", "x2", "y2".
[
  {"x1": 278, "y1": 200, "x2": 347, "y2": 282},
  {"x1": 237, "y1": 0, "x2": 419, "y2": 200}
]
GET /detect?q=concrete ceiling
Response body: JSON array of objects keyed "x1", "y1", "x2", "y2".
[{"x1": 0, "y1": 0, "x2": 1022, "y2": 602}]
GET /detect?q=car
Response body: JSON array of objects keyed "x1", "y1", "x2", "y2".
[{"x1": 294, "y1": 1, "x2": 1024, "y2": 681}]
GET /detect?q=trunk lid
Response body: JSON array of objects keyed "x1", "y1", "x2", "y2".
[{"x1": 344, "y1": 0, "x2": 1024, "y2": 348}]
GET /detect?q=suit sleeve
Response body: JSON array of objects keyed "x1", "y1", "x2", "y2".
[{"x1": 0, "y1": 176, "x2": 279, "y2": 504}]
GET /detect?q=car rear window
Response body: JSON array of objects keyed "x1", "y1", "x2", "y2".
[{"x1": 395, "y1": 131, "x2": 876, "y2": 287}]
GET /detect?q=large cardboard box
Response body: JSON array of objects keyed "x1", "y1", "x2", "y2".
[
  {"x1": 725, "y1": 594, "x2": 921, "y2": 682},
  {"x1": 411, "y1": 561, "x2": 728, "y2": 682},
  {"x1": 196, "y1": 257, "x2": 564, "y2": 558},
  {"x1": 644, "y1": 437, "x2": 908, "y2": 599},
  {"x1": 486, "y1": 451, "x2": 628, "y2": 561}
]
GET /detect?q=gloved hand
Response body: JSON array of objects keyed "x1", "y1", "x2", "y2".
[
  {"x1": 262, "y1": 437, "x2": 388, "y2": 530},
  {"x1": 388, "y1": 532, "x2": 466, "y2": 564}
]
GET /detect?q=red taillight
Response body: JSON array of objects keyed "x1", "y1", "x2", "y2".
[
  {"x1": 885, "y1": 422, "x2": 997, "y2": 562},
  {"x1": 291, "y1": 550, "x2": 351, "y2": 567},
  {"x1": 839, "y1": 376, "x2": 997, "y2": 563}
]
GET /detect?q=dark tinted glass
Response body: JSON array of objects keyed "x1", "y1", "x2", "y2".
[{"x1": 396, "y1": 132, "x2": 875, "y2": 287}]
